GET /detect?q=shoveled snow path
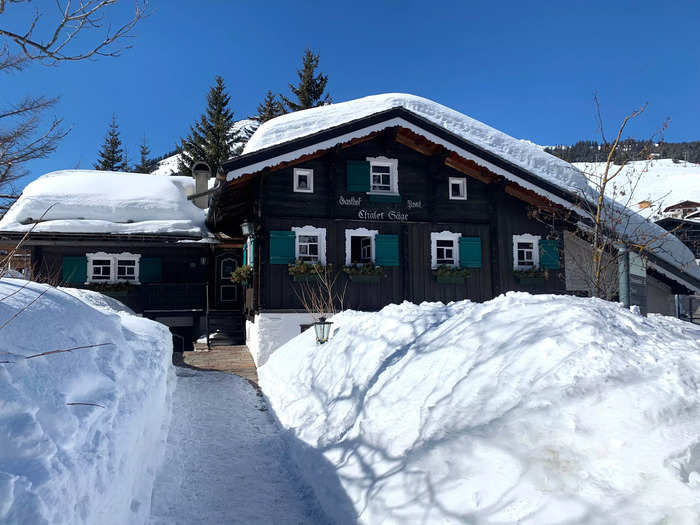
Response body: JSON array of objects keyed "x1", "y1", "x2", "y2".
[{"x1": 148, "y1": 368, "x2": 327, "y2": 525}]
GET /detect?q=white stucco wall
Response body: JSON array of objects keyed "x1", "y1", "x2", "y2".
[{"x1": 246, "y1": 312, "x2": 318, "y2": 367}]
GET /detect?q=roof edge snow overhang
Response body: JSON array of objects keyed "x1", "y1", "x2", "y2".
[
  {"x1": 0, "y1": 230, "x2": 214, "y2": 246},
  {"x1": 220, "y1": 107, "x2": 700, "y2": 293}
]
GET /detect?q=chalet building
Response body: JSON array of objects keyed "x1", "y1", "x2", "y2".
[
  {"x1": 207, "y1": 94, "x2": 700, "y2": 365},
  {"x1": 0, "y1": 170, "x2": 245, "y2": 350}
]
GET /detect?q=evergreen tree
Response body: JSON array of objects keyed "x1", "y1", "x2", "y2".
[
  {"x1": 280, "y1": 48, "x2": 331, "y2": 112},
  {"x1": 255, "y1": 90, "x2": 285, "y2": 122},
  {"x1": 133, "y1": 135, "x2": 152, "y2": 173},
  {"x1": 178, "y1": 76, "x2": 238, "y2": 176},
  {"x1": 94, "y1": 115, "x2": 127, "y2": 171}
]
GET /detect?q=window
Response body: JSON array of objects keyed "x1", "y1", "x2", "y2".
[
  {"x1": 294, "y1": 168, "x2": 313, "y2": 193},
  {"x1": 430, "y1": 231, "x2": 461, "y2": 268},
  {"x1": 91, "y1": 259, "x2": 112, "y2": 281},
  {"x1": 292, "y1": 225, "x2": 327, "y2": 265},
  {"x1": 436, "y1": 240, "x2": 456, "y2": 265},
  {"x1": 297, "y1": 235, "x2": 319, "y2": 262},
  {"x1": 220, "y1": 257, "x2": 238, "y2": 278},
  {"x1": 86, "y1": 252, "x2": 141, "y2": 283},
  {"x1": 116, "y1": 258, "x2": 136, "y2": 280},
  {"x1": 345, "y1": 228, "x2": 378, "y2": 265},
  {"x1": 449, "y1": 177, "x2": 467, "y2": 200},
  {"x1": 367, "y1": 157, "x2": 398, "y2": 194},
  {"x1": 512, "y1": 234, "x2": 541, "y2": 270}
]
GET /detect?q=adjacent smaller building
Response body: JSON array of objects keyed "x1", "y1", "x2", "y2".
[{"x1": 0, "y1": 170, "x2": 246, "y2": 349}]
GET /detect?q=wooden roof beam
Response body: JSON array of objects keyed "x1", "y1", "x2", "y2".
[
  {"x1": 444, "y1": 152, "x2": 497, "y2": 184},
  {"x1": 395, "y1": 127, "x2": 444, "y2": 156},
  {"x1": 505, "y1": 183, "x2": 560, "y2": 212}
]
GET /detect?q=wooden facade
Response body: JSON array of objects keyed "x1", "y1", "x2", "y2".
[
  {"x1": 210, "y1": 126, "x2": 570, "y2": 315},
  {"x1": 0, "y1": 232, "x2": 246, "y2": 350}
]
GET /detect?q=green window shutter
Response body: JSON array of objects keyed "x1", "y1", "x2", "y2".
[
  {"x1": 347, "y1": 160, "x2": 370, "y2": 192},
  {"x1": 539, "y1": 239, "x2": 560, "y2": 269},
  {"x1": 375, "y1": 234, "x2": 399, "y2": 267},
  {"x1": 62, "y1": 256, "x2": 87, "y2": 284},
  {"x1": 459, "y1": 237, "x2": 482, "y2": 268},
  {"x1": 243, "y1": 243, "x2": 248, "y2": 266},
  {"x1": 140, "y1": 257, "x2": 163, "y2": 283},
  {"x1": 269, "y1": 230, "x2": 296, "y2": 264}
]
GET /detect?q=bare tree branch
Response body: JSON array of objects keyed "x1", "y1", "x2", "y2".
[{"x1": 0, "y1": 1, "x2": 149, "y2": 66}]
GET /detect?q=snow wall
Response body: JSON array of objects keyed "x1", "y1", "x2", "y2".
[
  {"x1": 260, "y1": 292, "x2": 700, "y2": 524},
  {"x1": 246, "y1": 312, "x2": 317, "y2": 367},
  {"x1": 0, "y1": 279, "x2": 175, "y2": 525}
]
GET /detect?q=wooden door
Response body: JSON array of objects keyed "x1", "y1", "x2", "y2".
[{"x1": 215, "y1": 252, "x2": 242, "y2": 309}]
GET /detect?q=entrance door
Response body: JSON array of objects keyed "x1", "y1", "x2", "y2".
[{"x1": 215, "y1": 252, "x2": 242, "y2": 308}]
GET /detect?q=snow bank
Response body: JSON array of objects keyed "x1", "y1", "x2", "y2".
[
  {"x1": 261, "y1": 293, "x2": 700, "y2": 524},
  {"x1": 0, "y1": 170, "x2": 208, "y2": 237},
  {"x1": 0, "y1": 278, "x2": 175, "y2": 525}
]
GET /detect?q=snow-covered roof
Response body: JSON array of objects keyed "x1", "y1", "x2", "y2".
[
  {"x1": 243, "y1": 93, "x2": 590, "y2": 195},
  {"x1": 237, "y1": 93, "x2": 700, "y2": 289},
  {"x1": 0, "y1": 170, "x2": 210, "y2": 238}
]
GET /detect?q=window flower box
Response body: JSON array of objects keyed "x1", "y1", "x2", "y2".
[
  {"x1": 432, "y1": 266, "x2": 470, "y2": 284},
  {"x1": 86, "y1": 282, "x2": 133, "y2": 297},
  {"x1": 342, "y1": 263, "x2": 385, "y2": 283},
  {"x1": 288, "y1": 260, "x2": 327, "y2": 281},
  {"x1": 513, "y1": 269, "x2": 548, "y2": 286}
]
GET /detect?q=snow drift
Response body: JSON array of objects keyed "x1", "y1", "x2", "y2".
[
  {"x1": 0, "y1": 170, "x2": 208, "y2": 237},
  {"x1": 0, "y1": 278, "x2": 175, "y2": 525},
  {"x1": 260, "y1": 293, "x2": 700, "y2": 524}
]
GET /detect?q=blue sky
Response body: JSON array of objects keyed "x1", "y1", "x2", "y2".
[{"x1": 6, "y1": 0, "x2": 700, "y2": 188}]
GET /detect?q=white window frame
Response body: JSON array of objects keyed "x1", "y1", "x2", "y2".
[
  {"x1": 344, "y1": 227, "x2": 378, "y2": 266},
  {"x1": 512, "y1": 234, "x2": 540, "y2": 270},
  {"x1": 449, "y1": 177, "x2": 467, "y2": 200},
  {"x1": 367, "y1": 156, "x2": 399, "y2": 195},
  {"x1": 86, "y1": 252, "x2": 141, "y2": 284},
  {"x1": 430, "y1": 231, "x2": 461, "y2": 269},
  {"x1": 292, "y1": 225, "x2": 327, "y2": 265},
  {"x1": 293, "y1": 168, "x2": 314, "y2": 193}
]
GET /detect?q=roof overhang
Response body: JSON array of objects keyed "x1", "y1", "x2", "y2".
[{"x1": 0, "y1": 230, "x2": 216, "y2": 246}]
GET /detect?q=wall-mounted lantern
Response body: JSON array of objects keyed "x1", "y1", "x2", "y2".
[
  {"x1": 241, "y1": 220, "x2": 255, "y2": 237},
  {"x1": 313, "y1": 317, "x2": 333, "y2": 344}
]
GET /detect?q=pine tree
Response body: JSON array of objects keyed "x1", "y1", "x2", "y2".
[
  {"x1": 255, "y1": 90, "x2": 285, "y2": 122},
  {"x1": 178, "y1": 76, "x2": 238, "y2": 176},
  {"x1": 94, "y1": 115, "x2": 128, "y2": 171},
  {"x1": 133, "y1": 135, "x2": 152, "y2": 173},
  {"x1": 280, "y1": 48, "x2": 331, "y2": 112}
]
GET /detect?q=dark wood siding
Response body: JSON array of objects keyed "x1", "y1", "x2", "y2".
[
  {"x1": 243, "y1": 129, "x2": 567, "y2": 311},
  {"x1": 36, "y1": 244, "x2": 210, "y2": 313}
]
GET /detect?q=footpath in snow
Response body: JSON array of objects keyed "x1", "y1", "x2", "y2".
[{"x1": 148, "y1": 368, "x2": 327, "y2": 525}]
